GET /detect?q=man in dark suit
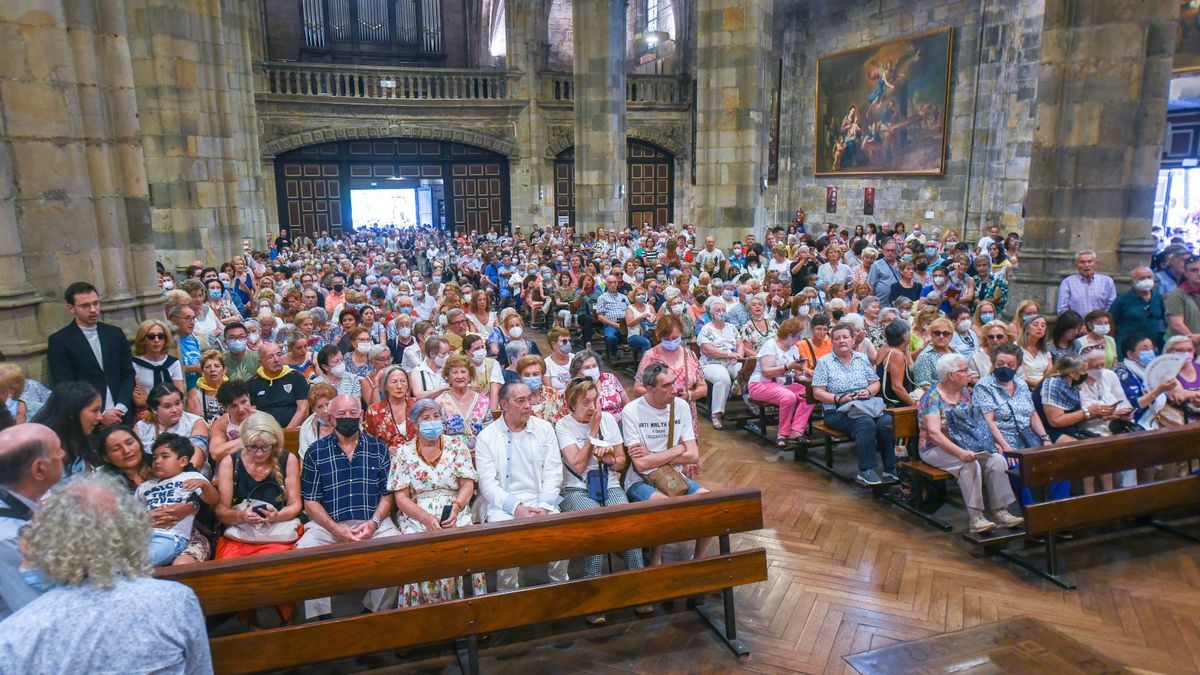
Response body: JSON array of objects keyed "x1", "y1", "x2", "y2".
[{"x1": 46, "y1": 282, "x2": 135, "y2": 427}]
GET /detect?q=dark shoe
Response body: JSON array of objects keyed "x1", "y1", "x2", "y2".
[
  {"x1": 856, "y1": 469, "x2": 883, "y2": 486},
  {"x1": 881, "y1": 471, "x2": 900, "y2": 483}
]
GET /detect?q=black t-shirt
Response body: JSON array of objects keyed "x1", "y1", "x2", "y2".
[
  {"x1": 889, "y1": 281, "x2": 922, "y2": 304},
  {"x1": 248, "y1": 369, "x2": 310, "y2": 428},
  {"x1": 274, "y1": 234, "x2": 292, "y2": 250}
]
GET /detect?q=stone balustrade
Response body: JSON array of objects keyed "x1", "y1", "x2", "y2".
[
  {"x1": 541, "y1": 72, "x2": 691, "y2": 106},
  {"x1": 258, "y1": 62, "x2": 516, "y2": 101}
]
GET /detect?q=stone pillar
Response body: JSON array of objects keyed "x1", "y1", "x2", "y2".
[
  {"x1": 0, "y1": 0, "x2": 160, "y2": 378},
  {"x1": 125, "y1": 0, "x2": 265, "y2": 269},
  {"x1": 694, "y1": 0, "x2": 770, "y2": 247},
  {"x1": 572, "y1": 0, "x2": 626, "y2": 233},
  {"x1": 506, "y1": 0, "x2": 554, "y2": 231},
  {"x1": 1013, "y1": 0, "x2": 1178, "y2": 309}
]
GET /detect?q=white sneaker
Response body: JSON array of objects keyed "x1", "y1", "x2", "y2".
[
  {"x1": 988, "y1": 510, "x2": 1025, "y2": 529},
  {"x1": 969, "y1": 515, "x2": 997, "y2": 534}
]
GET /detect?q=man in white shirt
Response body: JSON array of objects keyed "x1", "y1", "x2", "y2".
[
  {"x1": 695, "y1": 236, "x2": 726, "y2": 278},
  {"x1": 975, "y1": 223, "x2": 1002, "y2": 256},
  {"x1": 0, "y1": 424, "x2": 65, "y2": 621},
  {"x1": 411, "y1": 281, "x2": 437, "y2": 321},
  {"x1": 621, "y1": 364, "x2": 711, "y2": 566},
  {"x1": 475, "y1": 381, "x2": 568, "y2": 590}
]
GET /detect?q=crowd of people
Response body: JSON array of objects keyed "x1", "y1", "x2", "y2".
[{"x1": 2, "y1": 216, "x2": 1199, "y2": 656}]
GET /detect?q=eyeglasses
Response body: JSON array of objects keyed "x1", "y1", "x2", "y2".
[
  {"x1": 987, "y1": 334, "x2": 1008, "y2": 341},
  {"x1": 1080, "y1": 344, "x2": 1105, "y2": 354},
  {"x1": 931, "y1": 330, "x2": 952, "y2": 337},
  {"x1": 245, "y1": 443, "x2": 274, "y2": 453},
  {"x1": 146, "y1": 333, "x2": 167, "y2": 340}
]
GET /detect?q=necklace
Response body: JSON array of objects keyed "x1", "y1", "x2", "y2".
[{"x1": 417, "y1": 437, "x2": 444, "y2": 467}]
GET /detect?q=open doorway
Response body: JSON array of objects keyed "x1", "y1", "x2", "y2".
[
  {"x1": 349, "y1": 179, "x2": 444, "y2": 231},
  {"x1": 1153, "y1": 168, "x2": 1200, "y2": 250}
]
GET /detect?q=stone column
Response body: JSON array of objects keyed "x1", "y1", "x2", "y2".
[
  {"x1": 1013, "y1": 0, "x2": 1178, "y2": 309},
  {"x1": 694, "y1": 0, "x2": 770, "y2": 247},
  {"x1": 0, "y1": 0, "x2": 160, "y2": 378},
  {"x1": 506, "y1": 0, "x2": 553, "y2": 231},
  {"x1": 572, "y1": 0, "x2": 626, "y2": 234}
]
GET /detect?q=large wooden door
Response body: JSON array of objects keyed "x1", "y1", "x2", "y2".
[
  {"x1": 554, "y1": 148, "x2": 575, "y2": 229},
  {"x1": 281, "y1": 162, "x2": 344, "y2": 237},
  {"x1": 627, "y1": 141, "x2": 673, "y2": 228},
  {"x1": 450, "y1": 162, "x2": 504, "y2": 234}
]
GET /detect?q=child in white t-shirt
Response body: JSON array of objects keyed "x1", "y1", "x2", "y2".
[{"x1": 135, "y1": 433, "x2": 218, "y2": 566}]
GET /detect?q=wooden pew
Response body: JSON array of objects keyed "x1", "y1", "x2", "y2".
[
  {"x1": 156, "y1": 488, "x2": 768, "y2": 674},
  {"x1": 282, "y1": 427, "x2": 301, "y2": 455},
  {"x1": 997, "y1": 425, "x2": 1200, "y2": 589}
]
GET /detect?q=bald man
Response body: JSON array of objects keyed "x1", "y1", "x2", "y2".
[
  {"x1": 247, "y1": 342, "x2": 309, "y2": 428},
  {"x1": 0, "y1": 424, "x2": 65, "y2": 620}
]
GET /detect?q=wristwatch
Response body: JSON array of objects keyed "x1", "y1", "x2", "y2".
[{"x1": 370, "y1": 515, "x2": 384, "y2": 528}]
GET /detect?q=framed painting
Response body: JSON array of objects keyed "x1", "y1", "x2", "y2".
[
  {"x1": 1177, "y1": 1, "x2": 1200, "y2": 73},
  {"x1": 814, "y1": 27, "x2": 953, "y2": 176}
]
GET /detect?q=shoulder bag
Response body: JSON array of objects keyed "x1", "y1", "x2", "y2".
[
  {"x1": 222, "y1": 468, "x2": 301, "y2": 544},
  {"x1": 642, "y1": 399, "x2": 689, "y2": 497}
]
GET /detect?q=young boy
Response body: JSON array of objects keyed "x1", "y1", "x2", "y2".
[{"x1": 136, "y1": 433, "x2": 218, "y2": 566}]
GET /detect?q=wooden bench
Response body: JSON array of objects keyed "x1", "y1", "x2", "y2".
[
  {"x1": 995, "y1": 425, "x2": 1200, "y2": 589},
  {"x1": 156, "y1": 488, "x2": 768, "y2": 674},
  {"x1": 695, "y1": 350, "x2": 756, "y2": 424},
  {"x1": 282, "y1": 427, "x2": 301, "y2": 455},
  {"x1": 738, "y1": 357, "x2": 784, "y2": 443},
  {"x1": 885, "y1": 407, "x2": 952, "y2": 531}
]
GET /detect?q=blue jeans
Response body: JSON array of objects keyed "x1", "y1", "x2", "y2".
[
  {"x1": 628, "y1": 335, "x2": 652, "y2": 364},
  {"x1": 627, "y1": 476, "x2": 704, "y2": 502},
  {"x1": 822, "y1": 408, "x2": 896, "y2": 473},
  {"x1": 603, "y1": 324, "x2": 623, "y2": 359},
  {"x1": 149, "y1": 531, "x2": 189, "y2": 566}
]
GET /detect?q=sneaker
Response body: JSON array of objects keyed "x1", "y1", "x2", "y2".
[
  {"x1": 988, "y1": 510, "x2": 1025, "y2": 529},
  {"x1": 881, "y1": 470, "x2": 900, "y2": 483},
  {"x1": 969, "y1": 515, "x2": 997, "y2": 534},
  {"x1": 634, "y1": 605, "x2": 655, "y2": 616},
  {"x1": 856, "y1": 469, "x2": 883, "y2": 486},
  {"x1": 585, "y1": 614, "x2": 607, "y2": 626}
]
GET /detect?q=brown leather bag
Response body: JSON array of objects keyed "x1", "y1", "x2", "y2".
[{"x1": 642, "y1": 399, "x2": 689, "y2": 497}]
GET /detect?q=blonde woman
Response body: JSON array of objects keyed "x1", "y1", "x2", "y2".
[
  {"x1": 213, "y1": 411, "x2": 303, "y2": 561},
  {"x1": 1018, "y1": 314, "x2": 1052, "y2": 389},
  {"x1": 131, "y1": 319, "x2": 185, "y2": 411}
]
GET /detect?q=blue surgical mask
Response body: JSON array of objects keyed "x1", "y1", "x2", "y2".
[
  {"x1": 418, "y1": 420, "x2": 444, "y2": 441},
  {"x1": 1138, "y1": 349, "x2": 1155, "y2": 366},
  {"x1": 662, "y1": 338, "x2": 682, "y2": 351},
  {"x1": 227, "y1": 339, "x2": 247, "y2": 354},
  {"x1": 980, "y1": 312, "x2": 995, "y2": 324},
  {"x1": 925, "y1": 247, "x2": 938, "y2": 257},
  {"x1": 522, "y1": 375, "x2": 543, "y2": 392},
  {"x1": 208, "y1": 289, "x2": 222, "y2": 300}
]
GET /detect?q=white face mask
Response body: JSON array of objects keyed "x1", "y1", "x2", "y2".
[
  {"x1": 355, "y1": 343, "x2": 371, "y2": 355},
  {"x1": 957, "y1": 320, "x2": 972, "y2": 334},
  {"x1": 471, "y1": 348, "x2": 486, "y2": 364},
  {"x1": 1133, "y1": 278, "x2": 1154, "y2": 293},
  {"x1": 1092, "y1": 324, "x2": 1110, "y2": 336},
  {"x1": 1086, "y1": 368, "x2": 1103, "y2": 381},
  {"x1": 397, "y1": 327, "x2": 412, "y2": 339},
  {"x1": 329, "y1": 363, "x2": 347, "y2": 378},
  {"x1": 434, "y1": 353, "x2": 448, "y2": 368},
  {"x1": 508, "y1": 326, "x2": 523, "y2": 339},
  {"x1": 582, "y1": 367, "x2": 601, "y2": 380}
]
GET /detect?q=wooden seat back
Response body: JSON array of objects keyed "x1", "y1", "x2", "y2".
[
  {"x1": 156, "y1": 488, "x2": 767, "y2": 674},
  {"x1": 282, "y1": 428, "x2": 301, "y2": 455},
  {"x1": 887, "y1": 406, "x2": 919, "y2": 441},
  {"x1": 737, "y1": 357, "x2": 756, "y2": 387},
  {"x1": 1006, "y1": 425, "x2": 1200, "y2": 535}
]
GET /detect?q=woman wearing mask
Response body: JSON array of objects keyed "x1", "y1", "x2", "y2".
[
  {"x1": 313, "y1": 344, "x2": 373, "y2": 407},
  {"x1": 948, "y1": 304, "x2": 980, "y2": 360},
  {"x1": 1078, "y1": 344, "x2": 1136, "y2": 491},
  {"x1": 489, "y1": 311, "x2": 540, "y2": 368},
  {"x1": 744, "y1": 250, "x2": 766, "y2": 282},
  {"x1": 698, "y1": 297, "x2": 745, "y2": 430},
  {"x1": 633, "y1": 316, "x2": 708, "y2": 477},
  {"x1": 1114, "y1": 334, "x2": 1177, "y2": 433},
  {"x1": 657, "y1": 289, "x2": 696, "y2": 344},
  {"x1": 186, "y1": 351, "x2": 228, "y2": 424},
  {"x1": 544, "y1": 327, "x2": 574, "y2": 393},
  {"x1": 625, "y1": 288, "x2": 657, "y2": 364},
  {"x1": 296, "y1": 382, "x2": 337, "y2": 458},
  {"x1": 568, "y1": 349, "x2": 629, "y2": 423},
  {"x1": 1076, "y1": 310, "x2": 1117, "y2": 368},
  {"x1": 748, "y1": 318, "x2": 813, "y2": 447},
  {"x1": 411, "y1": 336, "x2": 452, "y2": 400},
  {"x1": 1018, "y1": 314, "x2": 1052, "y2": 389},
  {"x1": 363, "y1": 366, "x2": 414, "y2": 453},
  {"x1": 388, "y1": 399, "x2": 485, "y2": 606},
  {"x1": 463, "y1": 333, "x2": 503, "y2": 409},
  {"x1": 402, "y1": 320, "x2": 438, "y2": 372},
  {"x1": 514, "y1": 355, "x2": 565, "y2": 421},
  {"x1": 434, "y1": 354, "x2": 493, "y2": 454},
  {"x1": 1035, "y1": 354, "x2": 1113, "y2": 443},
  {"x1": 1164, "y1": 335, "x2": 1200, "y2": 416},
  {"x1": 344, "y1": 327, "x2": 376, "y2": 378}
]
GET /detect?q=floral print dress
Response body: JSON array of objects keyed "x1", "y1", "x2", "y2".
[
  {"x1": 434, "y1": 389, "x2": 492, "y2": 452},
  {"x1": 387, "y1": 437, "x2": 486, "y2": 606},
  {"x1": 362, "y1": 398, "x2": 414, "y2": 453},
  {"x1": 635, "y1": 346, "x2": 705, "y2": 477}
]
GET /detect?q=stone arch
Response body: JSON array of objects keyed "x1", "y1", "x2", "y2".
[
  {"x1": 262, "y1": 124, "x2": 519, "y2": 158},
  {"x1": 627, "y1": 126, "x2": 686, "y2": 159}
]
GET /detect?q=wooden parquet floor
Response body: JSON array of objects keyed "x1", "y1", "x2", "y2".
[{"x1": 331, "y1": 423, "x2": 1200, "y2": 675}]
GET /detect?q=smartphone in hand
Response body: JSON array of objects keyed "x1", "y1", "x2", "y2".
[{"x1": 440, "y1": 504, "x2": 454, "y2": 522}]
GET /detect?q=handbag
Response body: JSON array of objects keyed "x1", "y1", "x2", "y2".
[
  {"x1": 642, "y1": 399, "x2": 689, "y2": 497},
  {"x1": 838, "y1": 397, "x2": 884, "y2": 420},
  {"x1": 1156, "y1": 404, "x2": 1188, "y2": 427},
  {"x1": 1004, "y1": 399, "x2": 1044, "y2": 449},
  {"x1": 222, "y1": 477, "x2": 300, "y2": 545},
  {"x1": 943, "y1": 399, "x2": 995, "y2": 452},
  {"x1": 564, "y1": 425, "x2": 610, "y2": 504}
]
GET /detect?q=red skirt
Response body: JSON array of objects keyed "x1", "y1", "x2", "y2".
[{"x1": 214, "y1": 526, "x2": 303, "y2": 559}]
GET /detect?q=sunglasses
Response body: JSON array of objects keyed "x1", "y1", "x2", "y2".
[
  {"x1": 931, "y1": 330, "x2": 952, "y2": 337},
  {"x1": 568, "y1": 375, "x2": 595, "y2": 387},
  {"x1": 987, "y1": 334, "x2": 1008, "y2": 341},
  {"x1": 146, "y1": 333, "x2": 167, "y2": 340}
]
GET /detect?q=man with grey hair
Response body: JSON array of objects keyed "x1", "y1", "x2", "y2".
[
  {"x1": 443, "y1": 308, "x2": 470, "y2": 351},
  {"x1": 502, "y1": 339, "x2": 529, "y2": 383},
  {"x1": 0, "y1": 424, "x2": 65, "y2": 620},
  {"x1": 475, "y1": 381, "x2": 567, "y2": 591},
  {"x1": 1057, "y1": 250, "x2": 1115, "y2": 317},
  {"x1": 0, "y1": 473, "x2": 211, "y2": 673},
  {"x1": 1109, "y1": 265, "x2": 1166, "y2": 350}
]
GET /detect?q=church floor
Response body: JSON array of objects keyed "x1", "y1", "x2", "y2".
[{"x1": 291, "y1": 423, "x2": 1200, "y2": 675}]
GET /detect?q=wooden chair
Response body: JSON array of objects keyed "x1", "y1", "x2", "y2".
[
  {"x1": 802, "y1": 382, "x2": 853, "y2": 477},
  {"x1": 282, "y1": 428, "x2": 301, "y2": 455},
  {"x1": 156, "y1": 489, "x2": 768, "y2": 674},
  {"x1": 991, "y1": 425, "x2": 1200, "y2": 589},
  {"x1": 739, "y1": 357, "x2": 782, "y2": 442}
]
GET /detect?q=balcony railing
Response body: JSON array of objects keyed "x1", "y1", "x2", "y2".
[
  {"x1": 541, "y1": 72, "x2": 691, "y2": 106},
  {"x1": 258, "y1": 62, "x2": 515, "y2": 101}
]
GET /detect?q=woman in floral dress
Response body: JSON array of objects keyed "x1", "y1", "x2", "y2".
[
  {"x1": 388, "y1": 399, "x2": 486, "y2": 606},
  {"x1": 568, "y1": 349, "x2": 629, "y2": 424},
  {"x1": 433, "y1": 354, "x2": 493, "y2": 455},
  {"x1": 633, "y1": 315, "x2": 707, "y2": 477},
  {"x1": 363, "y1": 365, "x2": 414, "y2": 453}
]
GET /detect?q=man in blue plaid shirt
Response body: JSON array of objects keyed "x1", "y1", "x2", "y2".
[
  {"x1": 596, "y1": 271, "x2": 631, "y2": 361},
  {"x1": 298, "y1": 395, "x2": 400, "y2": 620}
]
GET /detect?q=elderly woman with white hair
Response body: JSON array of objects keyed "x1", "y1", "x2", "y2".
[
  {"x1": 697, "y1": 296, "x2": 745, "y2": 429},
  {"x1": 918, "y1": 352, "x2": 1025, "y2": 534}
]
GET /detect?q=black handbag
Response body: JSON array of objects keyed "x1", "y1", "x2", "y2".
[{"x1": 1108, "y1": 419, "x2": 1145, "y2": 436}]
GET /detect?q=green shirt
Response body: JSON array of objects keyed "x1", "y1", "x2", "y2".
[
  {"x1": 1164, "y1": 288, "x2": 1200, "y2": 339},
  {"x1": 225, "y1": 351, "x2": 259, "y2": 382}
]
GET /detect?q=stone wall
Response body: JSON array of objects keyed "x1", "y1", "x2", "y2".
[
  {"x1": 771, "y1": 0, "x2": 1044, "y2": 241},
  {"x1": 547, "y1": 0, "x2": 573, "y2": 71}
]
